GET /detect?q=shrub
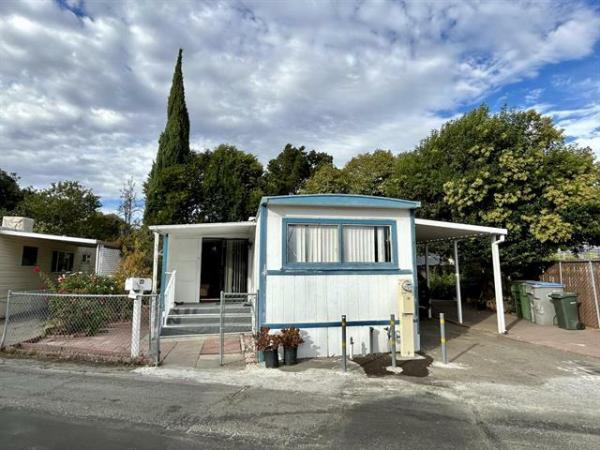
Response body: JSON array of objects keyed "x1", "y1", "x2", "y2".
[
  {"x1": 56, "y1": 272, "x2": 119, "y2": 294},
  {"x1": 429, "y1": 271, "x2": 456, "y2": 300},
  {"x1": 279, "y1": 327, "x2": 304, "y2": 348},
  {"x1": 253, "y1": 327, "x2": 280, "y2": 351},
  {"x1": 113, "y1": 249, "x2": 152, "y2": 293},
  {"x1": 48, "y1": 296, "x2": 108, "y2": 336},
  {"x1": 36, "y1": 271, "x2": 127, "y2": 336}
]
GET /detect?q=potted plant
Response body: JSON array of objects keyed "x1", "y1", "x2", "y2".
[
  {"x1": 254, "y1": 327, "x2": 280, "y2": 368},
  {"x1": 279, "y1": 327, "x2": 304, "y2": 365}
]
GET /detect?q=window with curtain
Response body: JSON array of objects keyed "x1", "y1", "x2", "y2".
[
  {"x1": 343, "y1": 225, "x2": 391, "y2": 263},
  {"x1": 286, "y1": 222, "x2": 393, "y2": 266},
  {"x1": 287, "y1": 224, "x2": 340, "y2": 263}
]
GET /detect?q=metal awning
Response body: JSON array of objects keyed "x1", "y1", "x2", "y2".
[
  {"x1": 414, "y1": 218, "x2": 508, "y2": 335},
  {"x1": 415, "y1": 218, "x2": 507, "y2": 243},
  {"x1": 149, "y1": 222, "x2": 256, "y2": 236}
]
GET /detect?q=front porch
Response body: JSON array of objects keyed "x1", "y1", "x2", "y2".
[{"x1": 149, "y1": 222, "x2": 257, "y2": 338}]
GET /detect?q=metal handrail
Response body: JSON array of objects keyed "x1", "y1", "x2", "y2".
[
  {"x1": 162, "y1": 270, "x2": 176, "y2": 326},
  {"x1": 219, "y1": 291, "x2": 257, "y2": 366}
]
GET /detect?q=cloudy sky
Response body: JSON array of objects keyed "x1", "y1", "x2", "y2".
[{"x1": 1, "y1": 0, "x2": 599, "y2": 212}]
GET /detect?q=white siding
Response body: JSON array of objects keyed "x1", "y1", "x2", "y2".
[
  {"x1": 96, "y1": 246, "x2": 121, "y2": 275},
  {"x1": 265, "y1": 273, "x2": 412, "y2": 357},
  {"x1": 167, "y1": 237, "x2": 202, "y2": 303}
]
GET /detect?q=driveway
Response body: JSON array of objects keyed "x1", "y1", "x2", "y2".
[{"x1": 1, "y1": 321, "x2": 600, "y2": 449}]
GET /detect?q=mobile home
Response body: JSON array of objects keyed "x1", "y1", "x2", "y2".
[
  {"x1": 150, "y1": 194, "x2": 508, "y2": 358},
  {"x1": 0, "y1": 216, "x2": 121, "y2": 317}
]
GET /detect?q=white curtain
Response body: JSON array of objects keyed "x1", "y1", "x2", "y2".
[
  {"x1": 288, "y1": 225, "x2": 339, "y2": 263},
  {"x1": 224, "y1": 240, "x2": 247, "y2": 292},
  {"x1": 344, "y1": 226, "x2": 390, "y2": 263}
]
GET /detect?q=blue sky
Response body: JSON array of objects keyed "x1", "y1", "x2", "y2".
[{"x1": 0, "y1": 0, "x2": 599, "y2": 214}]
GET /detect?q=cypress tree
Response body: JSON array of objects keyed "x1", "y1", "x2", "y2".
[{"x1": 144, "y1": 49, "x2": 191, "y2": 225}]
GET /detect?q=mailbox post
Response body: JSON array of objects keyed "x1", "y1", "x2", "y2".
[{"x1": 125, "y1": 278, "x2": 152, "y2": 359}]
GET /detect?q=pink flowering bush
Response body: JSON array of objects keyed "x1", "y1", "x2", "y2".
[
  {"x1": 55, "y1": 272, "x2": 119, "y2": 295},
  {"x1": 36, "y1": 270, "x2": 125, "y2": 336}
]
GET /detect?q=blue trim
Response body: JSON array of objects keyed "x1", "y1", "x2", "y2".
[
  {"x1": 410, "y1": 210, "x2": 420, "y2": 334},
  {"x1": 281, "y1": 218, "x2": 399, "y2": 271},
  {"x1": 261, "y1": 194, "x2": 420, "y2": 209},
  {"x1": 159, "y1": 234, "x2": 169, "y2": 310},
  {"x1": 267, "y1": 269, "x2": 412, "y2": 276},
  {"x1": 257, "y1": 203, "x2": 268, "y2": 328},
  {"x1": 264, "y1": 320, "x2": 400, "y2": 329}
]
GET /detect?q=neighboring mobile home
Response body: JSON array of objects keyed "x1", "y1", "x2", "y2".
[
  {"x1": 0, "y1": 216, "x2": 121, "y2": 317},
  {"x1": 150, "y1": 194, "x2": 508, "y2": 358}
]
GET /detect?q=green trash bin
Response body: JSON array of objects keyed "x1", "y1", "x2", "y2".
[
  {"x1": 510, "y1": 282, "x2": 522, "y2": 318},
  {"x1": 511, "y1": 281, "x2": 533, "y2": 320},
  {"x1": 550, "y1": 292, "x2": 584, "y2": 330}
]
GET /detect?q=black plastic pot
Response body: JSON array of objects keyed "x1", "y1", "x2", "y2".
[
  {"x1": 283, "y1": 346, "x2": 298, "y2": 365},
  {"x1": 262, "y1": 349, "x2": 279, "y2": 368}
]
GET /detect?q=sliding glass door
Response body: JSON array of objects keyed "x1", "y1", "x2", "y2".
[{"x1": 200, "y1": 239, "x2": 248, "y2": 300}]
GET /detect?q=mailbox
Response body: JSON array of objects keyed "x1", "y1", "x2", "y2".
[{"x1": 125, "y1": 278, "x2": 152, "y2": 298}]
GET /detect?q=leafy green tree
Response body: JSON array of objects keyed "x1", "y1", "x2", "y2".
[
  {"x1": 0, "y1": 169, "x2": 23, "y2": 217},
  {"x1": 198, "y1": 145, "x2": 264, "y2": 222},
  {"x1": 343, "y1": 149, "x2": 396, "y2": 196},
  {"x1": 17, "y1": 181, "x2": 102, "y2": 237},
  {"x1": 386, "y1": 106, "x2": 600, "y2": 277},
  {"x1": 144, "y1": 49, "x2": 191, "y2": 225},
  {"x1": 301, "y1": 164, "x2": 349, "y2": 194},
  {"x1": 263, "y1": 144, "x2": 332, "y2": 195},
  {"x1": 86, "y1": 213, "x2": 126, "y2": 242},
  {"x1": 143, "y1": 164, "x2": 197, "y2": 226}
]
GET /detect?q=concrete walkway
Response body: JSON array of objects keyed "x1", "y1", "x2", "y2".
[
  {"x1": 160, "y1": 335, "x2": 246, "y2": 369},
  {"x1": 432, "y1": 299, "x2": 600, "y2": 359}
]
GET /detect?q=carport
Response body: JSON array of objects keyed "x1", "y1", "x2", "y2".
[{"x1": 414, "y1": 218, "x2": 508, "y2": 334}]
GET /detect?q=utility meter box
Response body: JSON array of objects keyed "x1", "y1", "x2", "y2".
[
  {"x1": 398, "y1": 280, "x2": 415, "y2": 357},
  {"x1": 125, "y1": 278, "x2": 153, "y2": 293},
  {"x1": 399, "y1": 281, "x2": 415, "y2": 314}
]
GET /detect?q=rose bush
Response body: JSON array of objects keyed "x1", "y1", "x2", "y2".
[{"x1": 36, "y1": 270, "x2": 128, "y2": 336}]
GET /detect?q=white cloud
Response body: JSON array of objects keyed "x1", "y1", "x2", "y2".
[
  {"x1": 0, "y1": 0, "x2": 599, "y2": 207},
  {"x1": 548, "y1": 104, "x2": 600, "y2": 155}
]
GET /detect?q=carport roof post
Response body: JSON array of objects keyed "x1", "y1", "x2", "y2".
[{"x1": 414, "y1": 218, "x2": 508, "y2": 335}]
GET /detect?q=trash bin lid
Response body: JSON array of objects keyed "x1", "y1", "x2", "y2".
[{"x1": 526, "y1": 281, "x2": 565, "y2": 288}]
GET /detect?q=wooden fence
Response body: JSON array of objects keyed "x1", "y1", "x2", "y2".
[{"x1": 540, "y1": 260, "x2": 600, "y2": 329}]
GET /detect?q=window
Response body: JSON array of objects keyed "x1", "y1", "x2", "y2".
[
  {"x1": 51, "y1": 251, "x2": 74, "y2": 273},
  {"x1": 284, "y1": 220, "x2": 395, "y2": 268},
  {"x1": 21, "y1": 246, "x2": 38, "y2": 266},
  {"x1": 287, "y1": 224, "x2": 339, "y2": 263},
  {"x1": 343, "y1": 225, "x2": 391, "y2": 263},
  {"x1": 82, "y1": 253, "x2": 92, "y2": 264}
]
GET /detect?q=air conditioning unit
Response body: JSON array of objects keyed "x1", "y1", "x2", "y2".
[{"x1": 2, "y1": 216, "x2": 34, "y2": 233}]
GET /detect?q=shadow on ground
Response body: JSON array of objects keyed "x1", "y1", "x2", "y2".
[{"x1": 353, "y1": 353, "x2": 433, "y2": 378}]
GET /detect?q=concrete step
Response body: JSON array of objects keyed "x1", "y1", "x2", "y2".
[
  {"x1": 166, "y1": 315, "x2": 252, "y2": 326},
  {"x1": 170, "y1": 305, "x2": 251, "y2": 315},
  {"x1": 161, "y1": 324, "x2": 252, "y2": 336}
]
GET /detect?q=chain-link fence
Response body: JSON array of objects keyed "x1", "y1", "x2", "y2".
[
  {"x1": 541, "y1": 260, "x2": 600, "y2": 328},
  {"x1": 1, "y1": 291, "x2": 160, "y2": 364}
]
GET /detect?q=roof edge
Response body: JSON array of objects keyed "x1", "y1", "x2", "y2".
[
  {"x1": 0, "y1": 228, "x2": 118, "y2": 248},
  {"x1": 260, "y1": 194, "x2": 421, "y2": 209}
]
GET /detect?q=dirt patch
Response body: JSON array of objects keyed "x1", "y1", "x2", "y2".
[{"x1": 353, "y1": 353, "x2": 433, "y2": 378}]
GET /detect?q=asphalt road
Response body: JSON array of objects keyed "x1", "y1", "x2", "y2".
[{"x1": 1, "y1": 325, "x2": 600, "y2": 450}]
